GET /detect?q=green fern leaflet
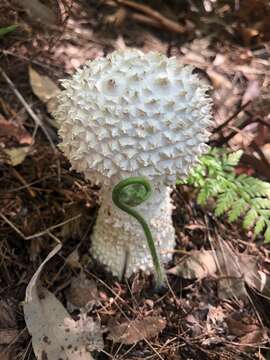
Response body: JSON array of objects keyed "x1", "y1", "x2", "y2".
[{"x1": 177, "y1": 148, "x2": 270, "y2": 242}]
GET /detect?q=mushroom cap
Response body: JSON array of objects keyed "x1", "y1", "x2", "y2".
[{"x1": 54, "y1": 49, "x2": 213, "y2": 185}]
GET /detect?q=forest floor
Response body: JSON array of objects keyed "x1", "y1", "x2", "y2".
[{"x1": 0, "y1": 1, "x2": 270, "y2": 359}]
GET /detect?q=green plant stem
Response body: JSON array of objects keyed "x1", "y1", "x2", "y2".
[
  {"x1": 0, "y1": 25, "x2": 17, "y2": 38},
  {"x1": 112, "y1": 177, "x2": 165, "y2": 286}
]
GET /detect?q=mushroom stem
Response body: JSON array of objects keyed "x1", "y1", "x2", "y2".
[
  {"x1": 112, "y1": 177, "x2": 165, "y2": 286},
  {"x1": 91, "y1": 183, "x2": 176, "y2": 279}
]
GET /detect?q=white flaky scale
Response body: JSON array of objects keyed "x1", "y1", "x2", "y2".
[{"x1": 54, "y1": 49, "x2": 213, "y2": 278}]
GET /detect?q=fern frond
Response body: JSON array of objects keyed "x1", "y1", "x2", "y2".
[
  {"x1": 254, "y1": 217, "x2": 266, "y2": 236},
  {"x1": 227, "y1": 198, "x2": 248, "y2": 223},
  {"x1": 264, "y1": 223, "x2": 270, "y2": 243},
  {"x1": 215, "y1": 190, "x2": 238, "y2": 216},
  {"x1": 243, "y1": 208, "x2": 258, "y2": 229},
  {"x1": 252, "y1": 198, "x2": 270, "y2": 210},
  {"x1": 180, "y1": 148, "x2": 270, "y2": 242},
  {"x1": 197, "y1": 186, "x2": 211, "y2": 205},
  {"x1": 226, "y1": 150, "x2": 243, "y2": 167},
  {"x1": 238, "y1": 176, "x2": 270, "y2": 197}
]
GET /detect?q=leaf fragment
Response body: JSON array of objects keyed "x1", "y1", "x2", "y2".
[
  {"x1": 168, "y1": 241, "x2": 268, "y2": 301},
  {"x1": 215, "y1": 241, "x2": 266, "y2": 300},
  {"x1": 108, "y1": 316, "x2": 166, "y2": 344},
  {"x1": 167, "y1": 250, "x2": 217, "y2": 280},
  {"x1": 23, "y1": 244, "x2": 103, "y2": 360},
  {"x1": 238, "y1": 329, "x2": 267, "y2": 352},
  {"x1": 29, "y1": 66, "x2": 60, "y2": 104},
  {"x1": 67, "y1": 272, "x2": 99, "y2": 310},
  {"x1": 16, "y1": 0, "x2": 57, "y2": 26},
  {"x1": 3, "y1": 146, "x2": 31, "y2": 166}
]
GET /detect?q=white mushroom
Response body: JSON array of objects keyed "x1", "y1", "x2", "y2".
[{"x1": 54, "y1": 49, "x2": 213, "y2": 279}]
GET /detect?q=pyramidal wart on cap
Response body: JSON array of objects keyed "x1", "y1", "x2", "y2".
[{"x1": 54, "y1": 49, "x2": 213, "y2": 279}]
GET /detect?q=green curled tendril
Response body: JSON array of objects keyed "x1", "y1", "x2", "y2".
[{"x1": 112, "y1": 176, "x2": 165, "y2": 286}]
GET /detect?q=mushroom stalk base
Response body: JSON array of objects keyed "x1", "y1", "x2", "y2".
[{"x1": 91, "y1": 185, "x2": 176, "y2": 278}]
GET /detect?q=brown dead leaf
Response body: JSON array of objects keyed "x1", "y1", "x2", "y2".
[
  {"x1": 167, "y1": 250, "x2": 217, "y2": 280},
  {"x1": 261, "y1": 144, "x2": 270, "y2": 163},
  {"x1": 206, "y1": 69, "x2": 232, "y2": 89},
  {"x1": 67, "y1": 272, "x2": 98, "y2": 310},
  {"x1": 17, "y1": 0, "x2": 58, "y2": 26},
  {"x1": 108, "y1": 316, "x2": 166, "y2": 344},
  {"x1": 239, "y1": 328, "x2": 267, "y2": 352},
  {"x1": 0, "y1": 346, "x2": 15, "y2": 360},
  {"x1": 66, "y1": 248, "x2": 81, "y2": 270},
  {"x1": 215, "y1": 241, "x2": 266, "y2": 300},
  {"x1": 29, "y1": 66, "x2": 60, "y2": 105},
  {"x1": 225, "y1": 317, "x2": 259, "y2": 337},
  {"x1": 46, "y1": 97, "x2": 59, "y2": 116},
  {"x1": 242, "y1": 80, "x2": 260, "y2": 105},
  {"x1": 168, "y1": 240, "x2": 268, "y2": 301},
  {"x1": 0, "y1": 329, "x2": 19, "y2": 345},
  {"x1": 238, "y1": 253, "x2": 266, "y2": 292},
  {"x1": 0, "y1": 116, "x2": 32, "y2": 145}
]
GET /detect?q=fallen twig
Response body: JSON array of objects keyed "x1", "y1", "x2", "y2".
[
  {"x1": 209, "y1": 116, "x2": 254, "y2": 147},
  {"x1": 12, "y1": 168, "x2": 36, "y2": 198},
  {"x1": 115, "y1": 0, "x2": 186, "y2": 34},
  {"x1": 0, "y1": 67, "x2": 57, "y2": 152},
  {"x1": 212, "y1": 101, "x2": 251, "y2": 134},
  {"x1": 130, "y1": 12, "x2": 163, "y2": 29},
  {"x1": 0, "y1": 213, "x2": 81, "y2": 240}
]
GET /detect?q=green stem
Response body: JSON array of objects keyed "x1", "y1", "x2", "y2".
[{"x1": 112, "y1": 177, "x2": 165, "y2": 286}]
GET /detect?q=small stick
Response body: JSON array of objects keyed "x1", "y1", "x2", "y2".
[
  {"x1": 131, "y1": 12, "x2": 164, "y2": 29},
  {"x1": 212, "y1": 100, "x2": 251, "y2": 134},
  {"x1": 256, "y1": 118, "x2": 270, "y2": 129},
  {"x1": 12, "y1": 168, "x2": 36, "y2": 198},
  {"x1": 210, "y1": 116, "x2": 253, "y2": 146},
  {"x1": 0, "y1": 213, "x2": 81, "y2": 240},
  {"x1": 115, "y1": 0, "x2": 186, "y2": 34},
  {"x1": 0, "y1": 67, "x2": 57, "y2": 152}
]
